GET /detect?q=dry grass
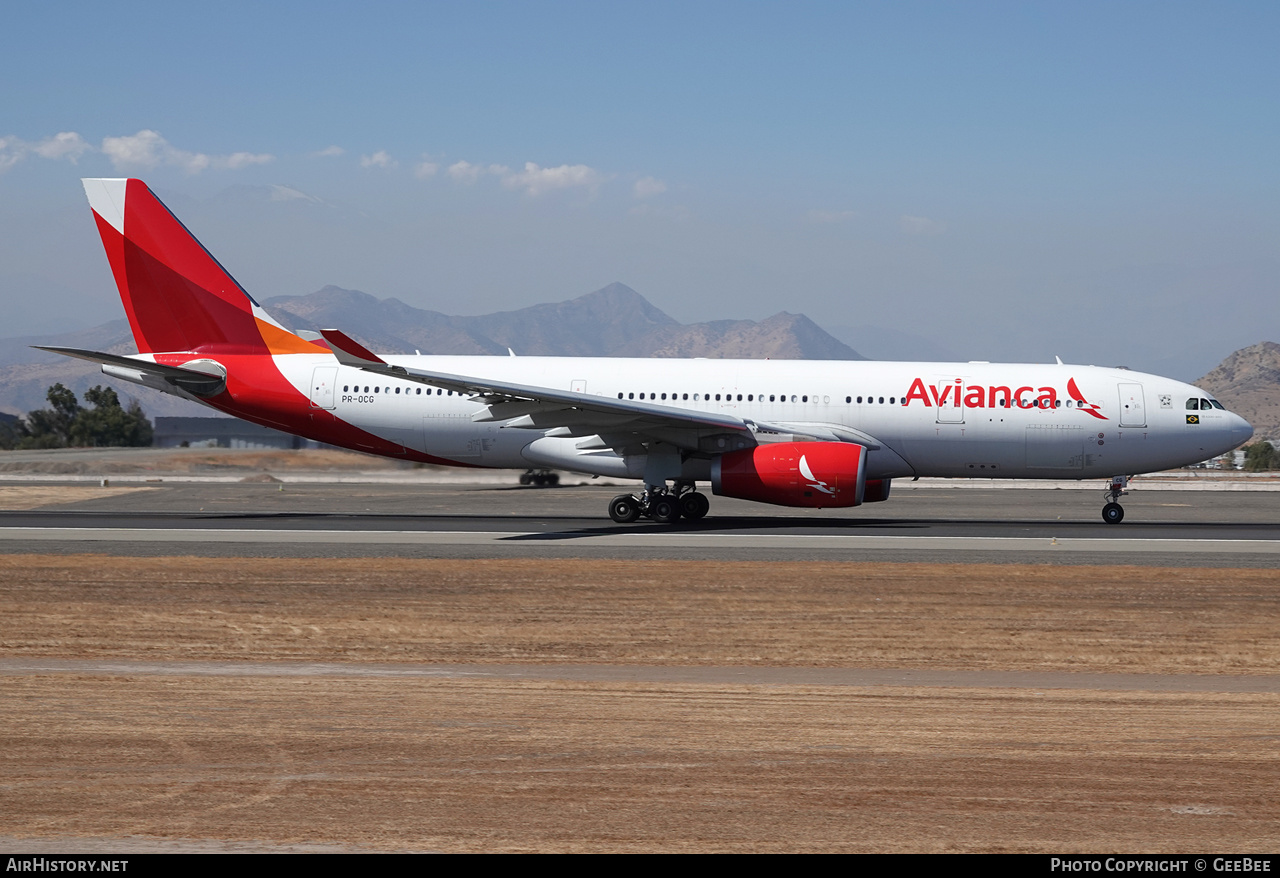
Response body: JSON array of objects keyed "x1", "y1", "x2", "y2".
[
  {"x1": 2, "y1": 555, "x2": 1278, "y2": 674},
  {"x1": 3, "y1": 554, "x2": 1279, "y2": 851},
  {"x1": 0, "y1": 486, "x2": 152, "y2": 510}
]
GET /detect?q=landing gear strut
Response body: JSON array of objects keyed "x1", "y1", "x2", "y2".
[
  {"x1": 607, "y1": 483, "x2": 710, "y2": 525},
  {"x1": 1101, "y1": 475, "x2": 1130, "y2": 524}
]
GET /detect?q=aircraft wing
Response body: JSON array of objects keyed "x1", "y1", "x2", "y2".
[
  {"x1": 34, "y1": 346, "x2": 227, "y2": 397},
  {"x1": 320, "y1": 329, "x2": 819, "y2": 455}
]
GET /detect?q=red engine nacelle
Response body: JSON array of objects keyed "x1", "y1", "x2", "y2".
[
  {"x1": 711, "y1": 441, "x2": 871, "y2": 508},
  {"x1": 863, "y1": 478, "x2": 892, "y2": 503}
]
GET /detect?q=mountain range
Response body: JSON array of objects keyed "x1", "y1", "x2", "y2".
[
  {"x1": 1, "y1": 282, "x2": 1275, "y2": 441},
  {"x1": 1194, "y1": 342, "x2": 1280, "y2": 441},
  {"x1": 0, "y1": 283, "x2": 862, "y2": 418}
]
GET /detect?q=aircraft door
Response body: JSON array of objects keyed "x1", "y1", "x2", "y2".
[
  {"x1": 1118, "y1": 383, "x2": 1146, "y2": 427},
  {"x1": 935, "y1": 377, "x2": 965, "y2": 424},
  {"x1": 309, "y1": 366, "x2": 338, "y2": 410}
]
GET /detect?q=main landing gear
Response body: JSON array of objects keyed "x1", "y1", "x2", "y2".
[
  {"x1": 519, "y1": 468, "x2": 560, "y2": 487},
  {"x1": 608, "y1": 483, "x2": 709, "y2": 525},
  {"x1": 1101, "y1": 475, "x2": 1131, "y2": 524}
]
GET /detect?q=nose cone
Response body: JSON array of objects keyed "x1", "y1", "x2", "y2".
[{"x1": 1232, "y1": 413, "x2": 1254, "y2": 447}]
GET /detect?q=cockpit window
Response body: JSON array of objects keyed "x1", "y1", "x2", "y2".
[
  {"x1": 1186, "y1": 399, "x2": 1199, "y2": 410},
  {"x1": 1208, "y1": 399, "x2": 1225, "y2": 410}
]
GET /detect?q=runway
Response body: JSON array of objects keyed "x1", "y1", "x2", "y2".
[
  {"x1": 4, "y1": 475, "x2": 1280, "y2": 850},
  {"x1": 1, "y1": 481, "x2": 1277, "y2": 564}
]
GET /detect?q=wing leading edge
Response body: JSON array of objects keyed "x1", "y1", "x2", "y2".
[{"x1": 318, "y1": 328, "x2": 785, "y2": 456}]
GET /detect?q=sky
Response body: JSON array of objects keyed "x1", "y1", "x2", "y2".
[{"x1": 1, "y1": 0, "x2": 1277, "y2": 379}]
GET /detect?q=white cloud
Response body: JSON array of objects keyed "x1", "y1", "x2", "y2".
[
  {"x1": 0, "y1": 136, "x2": 24, "y2": 173},
  {"x1": 0, "y1": 131, "x2": 95, "y2": 172},
  {"x1": 360, "y1": 150, "x2": 397, "y2": 169},
  {"x1": 899, "y1": 215, "x2": 947, "y2": 235},
  {"x1": 219, "y1": 151, "x2": 274, "y2": 170},
  {"x1": 101, "y1": 129, "x2": 176, "y2": 168},
  {"x1": 500, "y1": 162, "x2": 604, "y2": 196},
  {"x1": 32, "y1": 131, "x2": 92, "y2": 162},
  {"x1": 447, "y1": 160, "x2": 484, "y2": 183},
  {"x1": 414, "y1": 159, "x2": 439, "y2": 179},
  {"x1": 808, "y1": 209, "x2": 856, "y2": 224},
  {"x1": 313, "y1": 145, "x2": 345, "y2": 158},
  {"x1": 633, "y1": 176, "x2": 667, "y2": 199},
  {"x1": 101, "y1": 129, "x2": 273, "y2": 174}
]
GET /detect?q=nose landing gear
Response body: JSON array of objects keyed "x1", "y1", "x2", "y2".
[{"x1": 1101, "y1": 475, "x2": 1131, "y2": 524}]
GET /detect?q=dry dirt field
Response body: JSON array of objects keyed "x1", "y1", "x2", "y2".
[{"x1": 2, "y1": 555, "x2": 1279, "y2": 852}]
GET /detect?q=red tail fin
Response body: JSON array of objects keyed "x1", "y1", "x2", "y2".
[{"x1": 82, "y1": 178, "x2": 314, "y2": 356}]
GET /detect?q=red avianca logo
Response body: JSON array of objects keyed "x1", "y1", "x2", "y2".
[{"x1": 903, "y1": 376, "x2": 1108, "y2": 420}]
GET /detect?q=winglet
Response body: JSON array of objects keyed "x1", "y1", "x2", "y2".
[{"x1": 319, "y1": 329, "x2": 387, "y2": 367}]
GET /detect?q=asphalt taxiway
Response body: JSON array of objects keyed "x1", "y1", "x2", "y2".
[{"x1": 1, "y1": 480, "x2": 1277, "y2": 565}]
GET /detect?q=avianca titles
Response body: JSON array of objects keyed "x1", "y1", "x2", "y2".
[{"x1": 44, "y1": 178, "x2": 1253, "y2": 525}]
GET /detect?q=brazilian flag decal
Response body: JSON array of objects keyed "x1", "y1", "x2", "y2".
[{"x1": 1186, "y1": 414, "x2": 1200, "y2": 424}]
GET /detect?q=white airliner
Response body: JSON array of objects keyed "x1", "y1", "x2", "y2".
[{"x1": 44, "y1": 178, "x2": 1253, "y2": 525}]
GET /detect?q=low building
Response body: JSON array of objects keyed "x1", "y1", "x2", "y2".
[{"x1": 153, "y1": 417, "x2": 321, "y2": 449}]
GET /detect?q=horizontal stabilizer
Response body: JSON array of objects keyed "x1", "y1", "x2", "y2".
[{"x1": 35, "y1": 346, "x2": 228, "y2": 397}]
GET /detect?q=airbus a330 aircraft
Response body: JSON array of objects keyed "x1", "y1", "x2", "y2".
[{"x1": 44, "y1": 178, "x2": 1253, "y2": 525}]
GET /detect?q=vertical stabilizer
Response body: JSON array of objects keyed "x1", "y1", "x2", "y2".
[{"x1": 82, "y1": 178, "x2": 314, "y2": 356}]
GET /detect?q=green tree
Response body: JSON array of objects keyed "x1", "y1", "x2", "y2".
[
  {"x1": 17, "y1": 384, "x2": 153, "y2": 449},
  {"x1": 1243, "y1": 441, "x2": 1277, "y2": 472},
  {"x1": 0, "y1": 415, "x2": 25, "y2": 450},
  {"x1": 21, "y1": 383, "x2": 81, "y2": 448}
]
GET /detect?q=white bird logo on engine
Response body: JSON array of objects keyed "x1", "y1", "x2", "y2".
[{"x1": 798, "y1": 454, "x2": 836, "y2": 495}]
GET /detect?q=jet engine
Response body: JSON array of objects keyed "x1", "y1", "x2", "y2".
[{"x1": 711, "y1": 441, "x2": 872, "y2": 508}]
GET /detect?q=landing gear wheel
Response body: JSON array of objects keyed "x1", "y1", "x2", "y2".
[
  {"x1": 1102, "y1": 502, "x2": 1124, "y2": 525},
  {"x1": 648, "y1": 497, "x2": 681, "y2": 524},
  {"x1": 608, "y1": 494, "x2": 641, "y2": 523},
  {"x1": 679, "y1": 491, "x2": 710, "y2": 520}
]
